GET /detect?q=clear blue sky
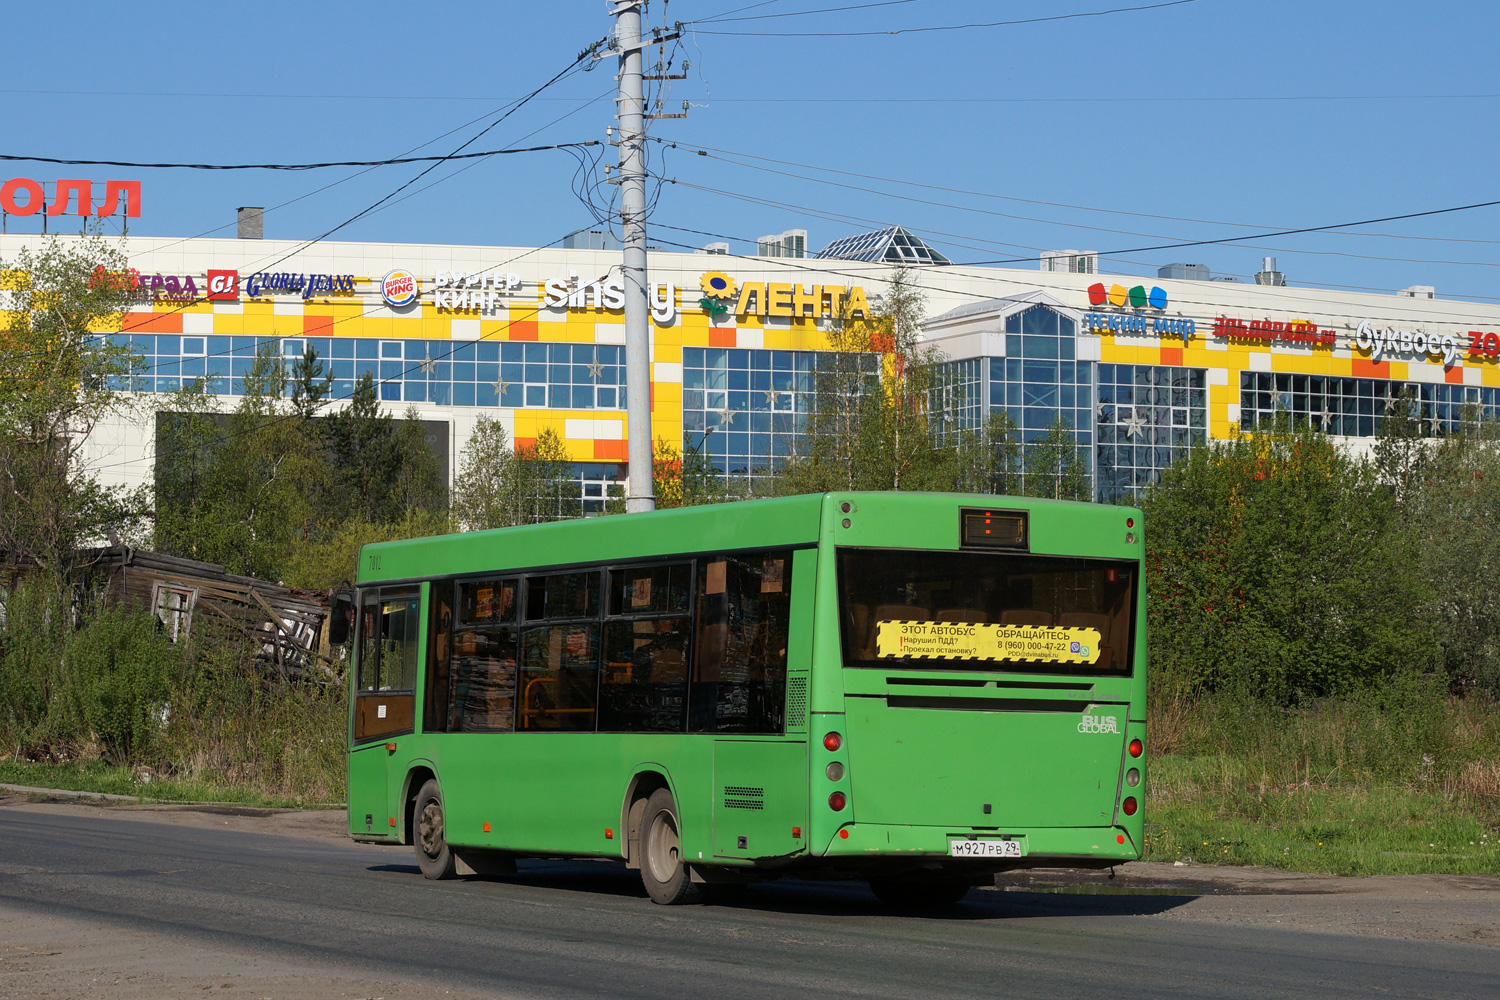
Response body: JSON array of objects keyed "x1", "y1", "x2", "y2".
[{"x1": 4, "y1": 0, "x2": 1498, "y2": 300}]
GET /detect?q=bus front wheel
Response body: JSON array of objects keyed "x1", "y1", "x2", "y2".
[
  {"x1": 640, "y1": 788, "x2": 702, "y2": 905},
  {"x1": 414, "y1": 778, "x2": 456, "y2": 880},
  {"x1": 869, "y1": 877, "x2": 971, "y2": 908}
]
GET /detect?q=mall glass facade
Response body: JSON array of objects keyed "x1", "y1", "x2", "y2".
[
  {"x1": 106, "y1": 304, "x2": 1497, "y2": 508},
  {"x1": 1238, "y1": 372, "x2": 1500, "y2": 436},
  {"x1": 110, "y1": 334, "x2": 628, "y2": 410}
]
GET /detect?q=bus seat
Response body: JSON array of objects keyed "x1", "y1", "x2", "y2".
[
  {"x1": 999, "y1": 609, "x2": 1053, "y2": 626},
  {"x1": 936, "y1": 608, "x2": 989, "y2": 623},
  {"x1": 1058, "y1": 612, "x2": 1110, "y2": 633},
  {"x1": 1060, "y1": 612, "x2": 1119, "y2": 670},
  {"x1": 847, "y1": 604, "x2": 870, "y2": 655}
]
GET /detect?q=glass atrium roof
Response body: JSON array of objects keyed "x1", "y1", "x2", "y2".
[{"x1": 814, "y1": 226, "x2": 952, "y2": 266}]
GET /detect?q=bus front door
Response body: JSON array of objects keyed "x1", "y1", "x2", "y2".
[{"x1": 348, "y1": 591, "x2": 420, "y2": 841}]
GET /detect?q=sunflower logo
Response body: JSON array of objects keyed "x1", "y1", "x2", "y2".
[{"x1": 698, "y1": 271, "x2": 737, "y2": 319}]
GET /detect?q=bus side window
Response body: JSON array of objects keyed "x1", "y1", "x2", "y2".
[
  {"x1": 451, "y1": 578, "x2": 520, "y2": 732},
  {"x1": 424, "y1": 582, "x2": 454, "y2": 732},
  {"x1": 690, "y1": 551, "x2": 792, "y2": 735},
  {"x1": 600, "y1": 563, "x2": 692, "y2": 733},
  {"x1": 378, "y1": 596, "x2": 420, "y2": 691},
  {"x1": 355, "y1": 596, "x2": 381, "y2": 693},
  {"x1": 353, "y1": 590, "x2": 418, "y2": 742}
]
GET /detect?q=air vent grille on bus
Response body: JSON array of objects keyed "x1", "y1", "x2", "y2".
[
  {"x1": 786, "y1": 675, "x2": 808, "y2": 730},
  {"x1": 724, "y1": 786, "x2": 765, "y2": 810}
]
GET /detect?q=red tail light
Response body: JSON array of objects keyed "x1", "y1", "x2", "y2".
[
  {"x1": 823, "y1": 732, "x2": 843, "y2": 752},
  {"x1": 1121, "y1": 797, "x2": 1138, "y2": 816},
  {"x1": 828, "y1": 791, "x2": 847, "y2": 811},
  {"x1": 1128, "y1": 738, "x2": 1143, "y2": 758}
]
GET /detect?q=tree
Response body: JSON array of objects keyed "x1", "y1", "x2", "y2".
[
  {"x1": 1139, "y1": 420, "x2": 1432, "y2": 703},
  {"x1": 289, "y1": 347, "x2": 333, "y2": 421},
  {"x1": 955, "y1": 410, "x2": 1023, "y2": 496},
  {"x1": 651, "y1": 436, "x2": 744, "y2": 509},
  {"x1": 322, "y1": 371, "x2": 401, "y2": 526},
  {"x1": 771, "y1": 266, "x2": 961, "y2": 494},
  {"x1": 160, "y1": 344, "x2": 326, "y2": 579},
  {"x1": 1022, "y1": 416, "x2": 1092, "y2": 501},
  {"x1": 451, "y1": 418, "x2": 578, "y2": 530},
  {"x1": 1407, "y1": 418, "x2": 1500, "y2": 691},
  {"x1": 1372, "y1": 388, "x2": 1428, "y2": 509},
  {"x1": 0, "y1": 236, "x2": 148, "y2": 581},
  {"x1": 390, "y1": 407, "x2": 446, "y2": 517}
]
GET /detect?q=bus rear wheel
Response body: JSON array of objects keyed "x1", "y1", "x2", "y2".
[
  {"x1": 640, "y1": 788, "x2": 701, "y2": 905},
  {"x1": 414, "y1": 778, "x2": 456, "y2": 880},
  {"x1": 868, "y1": 876, "x2": 971, "y2": 908}
]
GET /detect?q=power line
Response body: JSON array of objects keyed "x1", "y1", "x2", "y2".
[
  {"x1": 12, "y1": 88, "x2": 1500, "y2": 105},
  {"x1": 695, "y1": 0, "x2": 926, "y2": 23},
  {"x1": 958, "y1": 200, "x2": 1500, "y2": 267},
  {"x1": 667, "y1": 143, "x2": 1500, "y2": 270},
  {"x1": 0, "y1": 143, "x2": 600, "y2": 172},
  {"x1": 644, "y1": 222, "x2": 1500, "y2": 326},
  {"x1": 692, "y1": 0, "x2": 1202, "y2": 36},
  {"x1": 651, "y1": 136, "x2": 1500, "y2": 247}
]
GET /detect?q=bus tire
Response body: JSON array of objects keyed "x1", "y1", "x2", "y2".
[
  {"x1": 868, "y1": 877, "x2": 971, "y2": 908},
  {"x1": 640, "y1": 788, "x2": 701, "y2": 905},
  {"x1": 414, "y1": 778, "x2": 456, "y2": 880}
]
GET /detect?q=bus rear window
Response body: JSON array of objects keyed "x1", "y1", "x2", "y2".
[{"x1": 837, "y1": 548, "x2": 1136, "y2": 674}]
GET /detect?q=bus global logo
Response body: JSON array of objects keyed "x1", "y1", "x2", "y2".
[{"x1": 1077, "y1": 714, "x2": 1120, "y2": 734}]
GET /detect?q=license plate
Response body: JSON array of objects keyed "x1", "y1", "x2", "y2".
[{"x1": 949, "y1": 838, "x2": 1023, "y2": 858}]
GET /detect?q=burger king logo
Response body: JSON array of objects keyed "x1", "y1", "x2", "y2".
[{"x1": 381, "y1": 269, "x2": 418, "y2": 308}]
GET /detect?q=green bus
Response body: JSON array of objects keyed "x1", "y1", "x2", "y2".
[{"x1": 346, "y1": 491, "x2": 1146, "y2": 905}]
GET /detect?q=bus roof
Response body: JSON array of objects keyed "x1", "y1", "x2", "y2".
[{"x1": 354, "y1": 492, "x2": 1141, "y2": 586}]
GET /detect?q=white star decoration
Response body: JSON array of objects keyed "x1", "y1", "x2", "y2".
[
  {"x1": 586, "y1": 360, "x2": 605, "y2": 380},
  {"x1": 491, "y1": 379, "x2": 510, "y2": 397},
  {"x1": 419, "y1": 352, "x2": 437, "y2": 375},
  {"x1": 1319, "y1": 407, "x2": 1333, "y2": 431},
  {"x1": 1121, "y1": 409, "x2": 1148, "y2": 439}
]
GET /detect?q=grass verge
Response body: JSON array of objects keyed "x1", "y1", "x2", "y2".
[
  {"x1": 0, "y1": 759, "x2": 337, "y2": 810},
  {"x1": 1144, "y1": 754, "x2": 1499, "y2": 875}
]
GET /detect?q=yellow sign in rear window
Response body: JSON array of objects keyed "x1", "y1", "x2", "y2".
[{"x1": 875, "y1": 621, "x2": 1102, "y2": 664}]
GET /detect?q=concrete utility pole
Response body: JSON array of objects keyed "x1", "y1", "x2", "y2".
[{"x1": 614, "y1": 0, "x2": 655, "y2": 513}]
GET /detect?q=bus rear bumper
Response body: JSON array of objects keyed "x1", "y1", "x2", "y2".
[{"x1": 816, "y1": 823, "x2": 1141, "y2": 865}]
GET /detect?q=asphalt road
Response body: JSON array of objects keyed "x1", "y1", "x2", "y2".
[{"x1": 2, "y1": 807, "x2": 1498, "y2": 1000}]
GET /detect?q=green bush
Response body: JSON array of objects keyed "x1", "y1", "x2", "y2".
[
  {"x1": 1140, "y1": 422, "x2": 1434, "y2": 703},
  {"x1": 1, "y1": 583, "x2": 177, "y2": 762}
]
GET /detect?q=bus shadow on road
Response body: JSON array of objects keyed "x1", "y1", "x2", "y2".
[{"x1": 365, "y1": 860, "x2": 1200, "y2": 918}]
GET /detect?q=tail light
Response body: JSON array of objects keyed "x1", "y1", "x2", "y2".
[
  {"x1": 828, "y1": 791, "x2": 847, "y2": 811},
  {"x1": 1121, "y1": 797, "x2": 1138, "y2": 816},
  {"x1": 823, "y1": 732, "x2": 843, "y2": 752},
  {"x1": 1128, "y1": 738, "x2": 1143, "y2": 758}
]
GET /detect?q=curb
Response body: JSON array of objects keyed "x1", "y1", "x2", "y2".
[{"x1": 0, "y1": 782, "x2": 141, "y2": 803}]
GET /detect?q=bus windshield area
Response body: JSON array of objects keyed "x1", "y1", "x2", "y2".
[{"x1": 838, "y1": 548, "x2": 1136, "y2": 674}]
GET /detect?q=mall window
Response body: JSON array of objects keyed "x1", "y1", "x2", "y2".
[
  {"x1": 930, "y1": 358, "x2": 984, "y2": 444},
  {"x1": 1096, "y1": 364, "x2": 1207, "y2": 501},
  {"x1": 120, "y1": 335, "x2": 630, "y2": 410},
  {"x1": 982, "y1": 306, "x2": 1092, "y2": 477},
  {"x1": 1238, "y1": 372, "x2": 1500, "y2": 437},
  {"x1": 681, "y1": 347, "x2": 878, "y2": 483}
]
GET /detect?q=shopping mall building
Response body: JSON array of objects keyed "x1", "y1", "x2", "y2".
[{"x1": 5, "y1": 225, "x2": 1498, "y2": 506}]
